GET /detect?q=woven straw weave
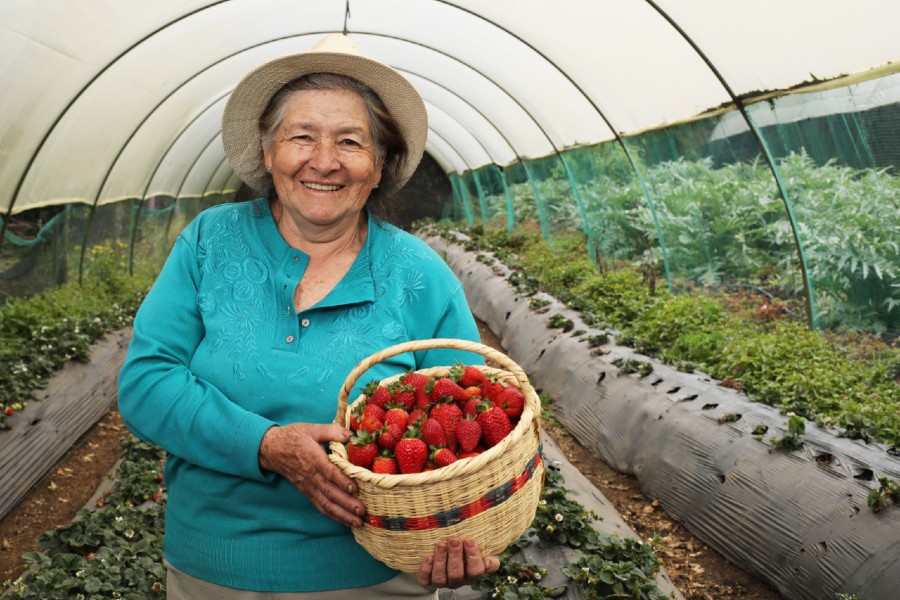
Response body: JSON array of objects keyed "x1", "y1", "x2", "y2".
[{"x1": 329, "y1": 338, "x2": 544, "y2": 573}]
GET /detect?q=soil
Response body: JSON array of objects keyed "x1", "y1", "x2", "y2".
[
  {"x1": 0, "y1": 321, "x2": 785, "y2": 599},
  {"x1": 0, "y1": 408, "x2": 132, "y2": 586}
]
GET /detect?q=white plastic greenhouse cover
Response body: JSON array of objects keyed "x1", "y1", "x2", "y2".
[{"x1": 2, "y1": 0, "x2": 899, "y2": 215}]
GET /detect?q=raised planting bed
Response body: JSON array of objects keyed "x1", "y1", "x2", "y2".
[
  {"x1": 0, "y1": 329, "x2": 132, "y2": 522},
  {"x1": 421, "y1": 232, "x2": 900, "y2": 600}
]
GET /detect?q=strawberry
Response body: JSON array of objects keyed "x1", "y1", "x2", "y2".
[
  {"x1": 429, "y1": 377, "x2": 469, "y2": 404},
  {"x1": 497, "y1": 386, "x2": 525, "y2": 419},
  {"x1": 431, "y1": 401, "x2": 462, "y2": 436},
  {"x1": 363, "y1": 403, "x2": 386, "y2": 423},
  {"x1": 458, "y1": 450, "x2": 482, "y2": 460},
  {"x1": 433, "y1": 447, "x2": 458, "y2": 468},
  {"x1": 408, "y1": 408, "x2": 427, "y2": 426},
  {"x1": 476, "y1": 403, "x2": 513, "y2": 447},
  {"x1": 395, "y1": 436, "x2": 428, "y2": 474},
  {"x1": 348, "y1": 402, "x2": 365, "y2": 431},
  {"x1": 372, "y1": 451, "x2": 399, "y2": 474},
  {"x1": 402, "y1": 371, "x2": 432, "y2": 409},
  {"x1": 462, "y1": 397, "x2": 480, "y2": 418},
  {"x1": 463, "y1": 386, "x2": 483, "y2": 400},
  {"x1": 358, "y1": 413, "x2": 384, "y2": 434},
  {"x1": 377, "y1": 422, "x2": 403, "y2": 450},
  {"x1": 347, "y1": 431, "x2": 379, "y2": 468},
  {"x1": 451, "y1": 362, "x2": 486, "y2": 388},
  {"x1": 4, "y1": 407, "x2": 13, "y2": 417},
  {"x1": 480, "y1": 375, "x2": 505, "y2": 403},
  {"x1": 389, "y1": 382, "x2": 417, "y2": 411},
  {"x1": 420, "y1": 417, "x2": 447, "y2": 448},
  {"x1": 430, "y1": 401, "x2": 461, "y2": 452},
  {"x1": 456, "y1": 417, "x2": 483, "y2": 453},
  {"x1": 364, "y1": 380, "x2": 393, "y2": 409},
  {"x1": 383, "y1": 405, "x2": 410, "y2": 431}
]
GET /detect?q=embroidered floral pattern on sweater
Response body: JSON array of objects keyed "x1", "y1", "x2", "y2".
[
  {"x1": 197, "y1": 208, "x2": 269, "y2": 380},
  {"x1": 323, "y1": 224, "x2": 434, "y2": 373}
]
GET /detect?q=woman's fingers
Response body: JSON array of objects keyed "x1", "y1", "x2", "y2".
[
  {"x1": 416, "y1": 538, "x2": 500, "y2": 588},
  {"x1": 415, "y1": 554, "x2": 435, "y2": 587},
  {"x1": 462, "y1": 539, "x2": 487, "y2": 580},
  {"x1": 259, "y1": 422, "x2": 364, "y2": 525},
  {"x1": 430, "y1": 540, "x2": 450, "y2": 587}
]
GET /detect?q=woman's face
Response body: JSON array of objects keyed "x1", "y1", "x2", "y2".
[{"x1": 262, "y1": 88, "x2": 382, "y2": 231}]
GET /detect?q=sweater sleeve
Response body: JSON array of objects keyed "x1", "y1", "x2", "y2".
[{"x1": 117, "y1": 232, "x2": 276, "y2": 482}]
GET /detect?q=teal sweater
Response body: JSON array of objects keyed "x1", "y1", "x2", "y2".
[{"x1": 117, "y1": 198, "x2": 482, "y2": 592}]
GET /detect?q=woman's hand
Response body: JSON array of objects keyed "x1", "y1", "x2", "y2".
[
  {"x1": 258, "y1": 423, "x2": 364, "y2": 527},
  {"x1": 415, "y1": 538, "x2": 500, "y2": 589}
]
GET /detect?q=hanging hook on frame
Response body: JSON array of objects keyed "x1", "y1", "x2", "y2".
[{"x1": 343, "y1": 0, "x2": 351, "y2": 35}]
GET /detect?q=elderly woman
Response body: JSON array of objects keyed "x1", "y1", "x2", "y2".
[{"x1": 117, "y1": 34, "x2": 498, "y2": 598}]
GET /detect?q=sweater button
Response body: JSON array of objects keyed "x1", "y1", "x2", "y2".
[
  {"x1": 285, "y1": 335, "x2": 295, "y2": 343},
  {"x1": 300, "y1": 319, "x2": 311, "y2": 328}
]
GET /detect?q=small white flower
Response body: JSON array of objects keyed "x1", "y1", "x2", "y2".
[
  {"x1": 555, "y1": 513, "x2": 564, "y2": 522},
  {"x1": 75, "y1": 570, "x2": 85, "y2": 578},
  {"x1": 124, "y1": 528, "x2": 135, "y2": 539},
  {"x1": 507, "y1": 576, "x2": 517, "y2": 584},
  {"x1": 115, "y1": 516, "x2": 124, "y2": 522}
]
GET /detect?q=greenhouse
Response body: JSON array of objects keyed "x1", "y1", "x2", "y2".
[{"x1": 1, "y1": 1, "x2": 898, "y2": 599}]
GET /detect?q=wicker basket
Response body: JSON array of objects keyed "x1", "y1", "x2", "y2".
[{"x1": 328, "y1": 338, "x2": 544, "y2": 573}]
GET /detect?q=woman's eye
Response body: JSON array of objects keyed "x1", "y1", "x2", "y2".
[{"x1": 340, "y1": 138, "x2": 360, "y2": 146}]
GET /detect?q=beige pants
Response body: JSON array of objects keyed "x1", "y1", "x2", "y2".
[{"x1": 165, "y1": 561, "x2": 437, "y2": 600}]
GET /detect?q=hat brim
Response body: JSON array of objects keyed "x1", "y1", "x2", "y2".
[{"x1": 222, "y1": 46, "x2": 428, "y2": 196}]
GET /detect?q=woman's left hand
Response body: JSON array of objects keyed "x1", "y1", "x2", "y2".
[{"x1": 415, "y1": 537, "x2": 500, "y2": 589}]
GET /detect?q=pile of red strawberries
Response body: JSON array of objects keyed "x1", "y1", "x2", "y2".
[{"x1": 343, "y1": 363, "x2": 526, "y2": 475}]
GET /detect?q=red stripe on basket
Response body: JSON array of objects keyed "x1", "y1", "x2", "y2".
[{"x1": 364, "y1": 447, "x2": 543, "y2": 532}]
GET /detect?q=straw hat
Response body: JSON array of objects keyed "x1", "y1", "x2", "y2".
[{"x1": 222, "y1": 34, "x2": 428, "y2": 196}]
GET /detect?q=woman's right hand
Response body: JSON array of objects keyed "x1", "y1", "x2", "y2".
[{"x1": 258, "y1": 423, "x2": 365, "y2": 527}]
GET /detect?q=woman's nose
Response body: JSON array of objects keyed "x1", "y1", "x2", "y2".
[{"x1": 307, "y1": 140, "x2": 340, "y2": 173}]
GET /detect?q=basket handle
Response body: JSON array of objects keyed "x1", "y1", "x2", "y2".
[{"x1": 334, "y1": 338, "x2": 531, "y2": 426}]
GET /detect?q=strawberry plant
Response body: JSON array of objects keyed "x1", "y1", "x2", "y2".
[
  {"x1": 529, "y1": 478, "x2": 604, "y2": 551},
  {"x1": 867, "y1": 477, "x2": 900, "y2": 513},
  {"x1": 486, "y1": 467, "x2": 668, "y2": 600},
  {"x1": 4, "y1": 436, "x2": 168, "y2": 599},
  {"x1": 421, "y1": 221, "x2": 900, "y2": 449},
  {"x1": 561, "y1": 550, "x2": 670, "y2": 600},
  {"x1": 547, "y1": 313, "x2": 574, "y2": 332},
  {"x1": 0, "y1": 241, "x2": 151, "y2": 424},
  {"x1": 471, "y1": 559, "x2": 564, "y2": 599},
  {"x1": 771, "y1": 414, "x2": 806, "y2": 450}
]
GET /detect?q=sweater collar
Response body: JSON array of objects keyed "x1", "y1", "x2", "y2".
[{"x1": 255, "y1": 198, "x2": 376, "y2": 310}]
